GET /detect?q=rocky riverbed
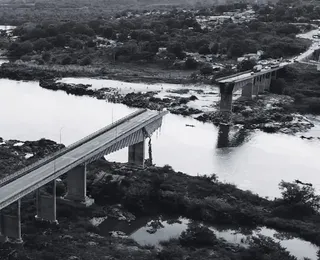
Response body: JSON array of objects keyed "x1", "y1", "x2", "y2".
[
  {"x1": 38, "y1": 79, "x2": 315, "y2": 134},
  {"x1": 0, "y1": 138, "x2": 320, "y2": 259}
]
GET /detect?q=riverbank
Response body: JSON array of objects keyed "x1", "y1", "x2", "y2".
[
  {"x1": 0, "y1": 137, "x2": 320, "y2": 260},
  {"x1": 0, "y1": 60, "x2": 202, "y2": 84}
]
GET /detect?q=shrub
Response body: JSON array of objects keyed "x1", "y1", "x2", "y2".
[
  {"x1": 279, "y1": 180, "x2": 320, "y2": 214},
  {"x1": 80, "y1": 56, "x2": 92, "y2": 66},
  {"x1": 185, "y1": 57, "x2": 198, "y2": 70},
  {"x1": 61, "y1": 55, "x2": 72, "y2": 65}
]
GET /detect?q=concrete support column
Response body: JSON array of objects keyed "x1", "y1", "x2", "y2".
[
  {"x1": 65, "y1": 164, "x2": 87, "y2": 202},
  {"x1": 271, "y1": 70, "x2": 277, "y2": 80},
  {"x1": 0, "y1": 200, "x2": 22, "y2": 241},
  {"x1": 128, "y1": 140, "x2": 145, "y2": 167},
  {"x1": 36, "y1": 180, "x2": 57, "y2": 223},
  {"x1": 241, "y1": 81, "x2": 253, "y2": 99},
  {"x1": 252, "y1": 77, "x2": 259, "y2": 97},
  {"x1": 259, "y1": 74, "x2": 266, "y2": 93},
  {"x1": 265, "y1": 73, "x2": 271, "y2": 91},
  {"x1": 219, "y1": 82, "x2": 234, "y2": 113}
]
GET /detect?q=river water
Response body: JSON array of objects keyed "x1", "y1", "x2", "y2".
[{"x1": 1, "y1": 78, "x2": 320, "y2": 198}]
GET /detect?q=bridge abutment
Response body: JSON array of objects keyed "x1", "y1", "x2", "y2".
[
  {"x1": 65, "y1": 164, "x2": 87, "y2": 202},
  {"x1": 0, "y1": 200, "x2": 22, "y2": 242},
  {"x1": 36, "y1": 180, "x2": 57, "y2": 223},
  {"x1": 219, "y1": 82, "x2": 234, "y2": 113},
  {"x1": 128, "y1": 140, "x2": 145, "y2": 167}
]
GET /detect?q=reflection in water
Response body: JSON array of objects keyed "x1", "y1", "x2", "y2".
[
  {"x1": 114, "y1": 217, "x2": 319, "y2": 260},
  {"x1": 217, "y1": 124, "x2": 251, "y2": 149},
  {"x1": 217, "y1": 124, "x2": 230, "y2": 148}
]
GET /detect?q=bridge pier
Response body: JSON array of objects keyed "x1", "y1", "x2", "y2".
[
  {"x1": 36, "y1": 180, "x2": 57, "y2": 223},
  {"x1": 128, "y1": 140, "x2": 145, "y2": 167},
  {"x1": 259, "y1": 75, "x2": 266, "y2": 94},
  {"x1": 265, "y1": 73, "x2": 271, "y2": 91},
  {"x1": 0, "y1": 200, "x2": 22, "y2": 242},
  {"x1": 241, "y1": 82, "x2": 253, "y2": 99},
  {"x1": 253, "y1": 78, "x2": 259, "y2": 97},
  {"x1": 65, "y1": 164, "x2": 87, "y2": 202},
  {"x1": 219, "y1": 82, "x2": 234, "y2": 113}
]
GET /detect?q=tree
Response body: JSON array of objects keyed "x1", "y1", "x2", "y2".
[
  {"x1": 80, "y1": 56, "x2": 92, "y2": 66},
  {"x1": 167, "y1": 42, "x2": 185, "y2": 59},
  {"x1": 279, "y1": 180, "x2": 320, "y2": 213},
  {"x1": 42, "y1": 52, "x2": 51, "y2": 62},
  {"x1": 237, "y1": 59, "x2": 257, "y2": 72},
  {"x1": 8, "y1": 41, "x2": 33, "y2": 57},
  {"x1": 61, "y1": 55, "x2": 72, "y2": 65},
  {"x1": 102, "y1": 27, "x2": 113, "y2": 39},
  {"x1": 198, "y1": 44, "x2": 210, "y2": 55},
  {"x1": 33, "y1": 38, "x2": 52, "y2": 51},
  {"x1": 185, "y1": 57, "x2": 198, "y2": 70},
  {"x1": 210, "y1": 42, "x2": 219, "y2": 54}
]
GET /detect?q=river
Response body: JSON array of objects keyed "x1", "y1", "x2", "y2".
[{"x1": 0, "y1": 78, "x2": 320, "y2": 198}]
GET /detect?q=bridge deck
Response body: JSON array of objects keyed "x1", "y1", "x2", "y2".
[
  {"x1": 217, "y1": 66, "x2": 283, "y2": 84},
  {"x1": 0, "y1": 109, "x2": 166, "y2": 210}
]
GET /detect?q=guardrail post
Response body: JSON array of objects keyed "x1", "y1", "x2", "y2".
[
  {"x1": 65, "y1": 164, "x2": 87, "y2": 202},
  {"x1": 36, "y1": 180, "x2": 57, "y2": 223},
  {"x1": 128, "y1": 140, "x2": 145, "y2": 167}
]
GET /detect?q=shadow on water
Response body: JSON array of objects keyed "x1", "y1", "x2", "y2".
[
  {"x1": 217, "y1": 124, "x2": 251, "y2": 149},
  {"x1": 99, "y1": 216, "x2": 319, "y2": 260}
]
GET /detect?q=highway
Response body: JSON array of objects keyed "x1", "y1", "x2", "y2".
[{"x1": 0, "y1": 109, "x2": 165, "y2": 210}]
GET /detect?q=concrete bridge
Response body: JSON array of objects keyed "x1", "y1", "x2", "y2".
[
  {"x1": 0, "y1": 109, "x2": 168, "y2": 241},
  {"x1": 215, "y1": 66, "x2": 283, "y2": 113}
]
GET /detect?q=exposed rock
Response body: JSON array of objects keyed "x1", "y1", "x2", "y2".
[
  {"x1": 109, "y1": 231, "x2": 128, "y2": 238},
  {"x1": 0, "y1": 137, "x2": 64, "y2": 179},
  {"x1": 39, "y1": 79, "x2": 95, "y2": 96}
]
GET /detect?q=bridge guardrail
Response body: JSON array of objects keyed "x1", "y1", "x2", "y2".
[
  {"x1": 0, "y1": 109, "x2": 147, "y2": 187},
  {"x1": 215, "y1": 70, "x2": 252, "y2": 82}
]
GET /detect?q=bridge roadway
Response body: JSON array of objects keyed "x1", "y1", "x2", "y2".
[
  {"x1": 217, "y1": 65, "x2": 283, "y2": 84},
  {"x1": 0, "y1": 109, "x2": 166, "y2": 211}
]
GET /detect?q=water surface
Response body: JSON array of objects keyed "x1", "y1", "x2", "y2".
[
  {"x1": 0, "y1": 78, "x2": 320, "y2": 197},
  {"x1": 99, "y1": 216, "x2": 319, "y2": 260}
]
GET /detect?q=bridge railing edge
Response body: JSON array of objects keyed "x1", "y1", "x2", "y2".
[
  {"x1": 0, "y1": 108, "x2": 147, "y2": 186},
  {"x1": 215, "y1": 70, "x2": 252, "y2": 82}
]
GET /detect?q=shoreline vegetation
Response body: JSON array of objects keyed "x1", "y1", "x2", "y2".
[{"x1": 0, "y1": 137, "x2": 320, "y2": 259}]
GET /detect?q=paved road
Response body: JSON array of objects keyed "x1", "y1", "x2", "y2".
[
  {"x1": 219, "y1": 28, "x2": 320, "y2": 84},
  {"x1": 0, "y1": 110, "x2": 164, "y2": 210}
]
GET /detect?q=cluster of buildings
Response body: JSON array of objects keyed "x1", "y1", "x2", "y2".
[{"x1": 196, "y1": 7, "x2": 257, "y2": 30}]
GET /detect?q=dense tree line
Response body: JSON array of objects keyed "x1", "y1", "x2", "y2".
[{"x1": 6, "y1": 7, "x2": 309, "y2": 67}]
